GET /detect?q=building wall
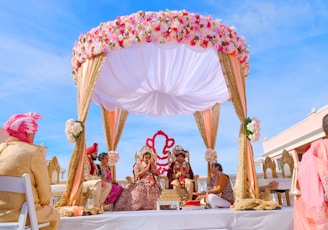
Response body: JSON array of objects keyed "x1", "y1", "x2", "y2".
[{"x1": 257, "y1": 105, "x2": 328, "y2": 172}]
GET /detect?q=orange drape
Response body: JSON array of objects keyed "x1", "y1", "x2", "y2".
[
  {"x1": 219, "y1": 53, "x2": 258, "y2": 199},
  {"x1": 56, "y1": 54, "x2": 106, "y2": 207},
  {"x1": 194, "y1": 103, "x2": 220, "y2": 185},
  {"x1": 101, "y1": 106, "x2": 128, "y2": 181}
]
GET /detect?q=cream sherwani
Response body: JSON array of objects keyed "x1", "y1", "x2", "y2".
[
  {"x1": 0, "y1": 140, "x2": 60, "y2": 230},
  {"x1": 82, "y1": 157, "x2": 111, "y2": 209}
]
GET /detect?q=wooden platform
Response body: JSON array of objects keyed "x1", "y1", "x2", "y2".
[{"x1": 58, "y1": 206, "x2": 294, "y2": 230}]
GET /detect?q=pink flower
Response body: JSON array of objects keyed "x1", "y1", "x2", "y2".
[
  {"x1": 71, "y1": 10, "x2": 250, "y2": 83},
  {"x1": 108, "y1": 151, "x2": 120, "y2": 166},
  {"x1": 65, "y1": 119, "x2": 83, "y2": 143},
  {"x1": 204, "y1": 149, "x2": 218, "y2": 163},
  {"x1": 245, "y1": 117, "x2": 261, "y2": 142}
]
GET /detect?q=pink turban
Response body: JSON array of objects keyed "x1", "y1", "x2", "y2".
[{"x1": 4, "y1": 112, "x2": 42, "y2": 143}]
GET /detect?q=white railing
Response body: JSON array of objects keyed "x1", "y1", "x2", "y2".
[{"x1": 55, "y1": 172, "x2": 293, "y2": 206}]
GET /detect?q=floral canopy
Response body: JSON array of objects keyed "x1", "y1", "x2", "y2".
[{"x1": 57, "y1": 10, "x2": 278, "y2": 210}]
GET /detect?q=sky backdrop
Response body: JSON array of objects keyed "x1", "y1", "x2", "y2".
[{"x1": 1, "y1": 0, "x2": 327, "y2": 179}]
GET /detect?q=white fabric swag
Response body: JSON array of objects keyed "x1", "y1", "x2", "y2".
[{"x1": 92, "y1": 42, "x2": 230, "y2": 116}]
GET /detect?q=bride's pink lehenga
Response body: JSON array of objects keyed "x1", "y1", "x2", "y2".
[
  {"x1": 294, "y1": 139, "x2": 328, "y2": 230},
  {"x1": 114, "y1": 161, "x2": 161, "y2": 211}
]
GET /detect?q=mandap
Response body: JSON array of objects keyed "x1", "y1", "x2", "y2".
[{"x1": 57, "y1": 10, "x2": 277, "y2": 210}]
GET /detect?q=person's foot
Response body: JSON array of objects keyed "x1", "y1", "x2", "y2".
[
  {"x1": 86, "y1": 206, "x2": 103, "y2": 215},
  {"x1": 103, "y1": 204, "x2": 114, "y2": 211},
  {"x1": 96, "y1": 206, "x2": 104, "y2": 214}
]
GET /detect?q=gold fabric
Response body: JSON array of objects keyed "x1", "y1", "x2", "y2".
[
  {"x1": 193, "y1": 103, "x2": 220, "y2": 185},
  {"x1": 101, "y1": 106, "x2": 128, "y2": 181},
  {"x1": 218, "y1": 52, "x2": 259, "y2": 206},
  {"x1": 56, "y1": 53, "x2": 107, "y2": 207},
  {"x1": 232, "y1": 198, "x2": 281, "y2": 210}
]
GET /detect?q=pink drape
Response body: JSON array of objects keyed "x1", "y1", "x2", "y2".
[
  {"x1": 229, "y1": 54, "x2": 258, "y2": 199},
  {"x1": 101, "y1": 107, "x2": 128, "y2": 181},
  {"x1": 203, "y1": 109, "x2": 212, "y2": 148},
  {"x1": 55, "y1": 54, "x2": 106, "y2": 207},
  {"x1": 108, "y1": 109, "x2": 118, "y2": 150}
]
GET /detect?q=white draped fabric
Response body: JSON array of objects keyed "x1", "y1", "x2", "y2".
[
  {"x1": 58, "y1": 208, "x2": 294, "y2": 230},
  {"x1": 92, "y1": 42, "x2": 229, "y2": 116}
]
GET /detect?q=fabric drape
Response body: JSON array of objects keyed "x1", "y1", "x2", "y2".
[
  {"x1": 193, "y1": 103, "x2": 220, "y2": 184},
  {"x1": 92, "y1": 42, "x2": 229, "y2": 116},
  {"x1": 101, "y1": 106, "x2": 128, "y2": 181},
  {"x1": 218, "y1": 52, "x2": 259, "y2": 204},
  {"x1": 56, "y1": 54, "x2": 107, "y2": 207}
]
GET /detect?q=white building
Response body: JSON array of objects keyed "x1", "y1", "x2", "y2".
[{"x1": 257, "y1": 104, "x2": 328, "y2": 172}]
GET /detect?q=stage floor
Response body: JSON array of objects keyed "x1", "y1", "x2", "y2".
[{"x1": 58, "y1": 206, "x2": 294, "y2": 230}]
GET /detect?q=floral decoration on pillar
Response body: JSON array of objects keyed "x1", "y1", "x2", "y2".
[
  {"x1": 204, "y1": 149, "x2": 218, "y2": 164},
  {"x1": 107, "y1": 150, "x2": 120, "y2": 166},
  {"x1": 65, "y1": 119, "x2": 83, "y2": 143},
  {"x1": 244, "y1": 117, "x2": 261, "y2": 142}
]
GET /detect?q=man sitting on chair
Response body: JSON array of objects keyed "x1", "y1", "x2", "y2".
[
  {"x1": 83, "y1": 143, "x2": 111, "y2": 214},
  {"x1": 0, "y1": 112, "x2": 60, "y2": 229},
  {"x1": 167, "y1": 145, "x2": 194, "y2": 200}
]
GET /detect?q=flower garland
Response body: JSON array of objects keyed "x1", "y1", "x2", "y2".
[
  {"x1": 244, "y1": 117, "x2": 261, "y2": 142},
  {"x1": 204, "y1": 149, "x2": 218, "y2": 164},
  {"x1": 268, "y1": 180, "x2": 279, "y2": 189},
  {"x1": 107, "y1": 150, "x2": 120, "y2": 166},
  {"x1": 71, "y1": 10, "x2": 250, "y2": 82},
  {"x1": 65, "y1": 119, "x2": 83, "y2": 143}
]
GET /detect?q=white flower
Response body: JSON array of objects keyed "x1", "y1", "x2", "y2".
[
  {"x1": 245, "y1": 117, "x2": 261, "y2": 142},
  {"x1": 108, "y1": 150, "x2": 120, "y2": 166},
  {"x1": 204, "y1": 149, "x2": 218, "y2": 163},
  {"x1": 65, "y1": 119, "x2": 83, "y2": 143}
]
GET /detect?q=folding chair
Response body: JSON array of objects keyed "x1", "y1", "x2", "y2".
[{"x1": 0, "y1": 173, "x2": 50, "y2": 230}]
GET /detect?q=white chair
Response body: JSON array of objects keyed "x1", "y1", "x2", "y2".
[{"x1": 0, "y1": 173, "x2": 50, "y2": 230}]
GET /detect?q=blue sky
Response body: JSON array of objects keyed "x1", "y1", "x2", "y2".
[{"x1": 1, "y1": 0, "x2": 327, "y2": 178}]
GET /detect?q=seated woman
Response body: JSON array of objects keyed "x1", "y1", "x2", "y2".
[
  {"x1": 194, "y1": 162, "x2": 234, "y2": 208},
  {"x1": 97, "y1": 152, "x2": 123, "y2": 211},
  {"x1": 114, "y1": 146, "x2": 161, "y2": 211}
]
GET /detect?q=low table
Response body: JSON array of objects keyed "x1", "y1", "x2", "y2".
[{"x1": 157, "y1": 200, "x2": 180, "y2": 210}]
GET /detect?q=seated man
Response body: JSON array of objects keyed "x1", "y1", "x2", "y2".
[
  {"x1": 83, "y1": 143, "x2": 111, "y2": 214},
  {"x1": 0, "y1": 112, "x2": 60, "y2": 229},
  {"x1": 167, "y1": 145, "x2": 194, "y2": 200},
  {"x1": 195, "y1": 162, "x2": 234, "y2": 208}
]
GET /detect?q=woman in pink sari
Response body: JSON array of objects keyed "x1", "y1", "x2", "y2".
[
  {"x1": 97, "y1": 152, "x2": 123, "y2": 210},
  {"x1": 294, "y1": 113, "x2": 328, "y2": 230}
]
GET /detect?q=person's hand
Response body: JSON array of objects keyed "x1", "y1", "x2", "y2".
[
  {"x1": 137, "y1": 172, "x2": 143, "y2": 179},
  {"x1": 147, "y1": 162, "x2": 151, "y2": 170},
  {"x1": 198, "y1": 191, "x2": 206, "y2": 196},
  {"x1": 193, "y1": 191, "x2": 206, "y2": 196}
]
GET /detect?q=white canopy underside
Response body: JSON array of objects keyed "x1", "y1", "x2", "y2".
[{"x1": 92, "y1": 42, "x2": 230, "y2": 116}]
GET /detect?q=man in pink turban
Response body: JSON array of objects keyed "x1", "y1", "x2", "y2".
[
  {"x1": 4, "y1": 112, "x2": 41, "y2": 143},
  {"x1": 0, "y1": 112, "x2": 60, "y2": 229}
]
